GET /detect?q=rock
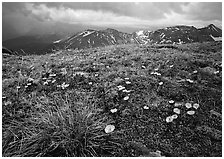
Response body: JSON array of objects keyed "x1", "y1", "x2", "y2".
[
  {"x1": 196, "y1": 125, "x2": 222, "y2": 141},
  {"x1": 200, "y1": 67, "x2": 217, "y2": 75}
]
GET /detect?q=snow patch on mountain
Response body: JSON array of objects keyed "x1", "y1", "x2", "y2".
[
  {"x1": 210, "y1": 35, "x2": 222, "y2": 41},
  {"x1": 53, "y1": 39, "x2": 61, "y2": 44},
  {"x1": 83, "y1": 31, "x2": 95, "y2": 37}
]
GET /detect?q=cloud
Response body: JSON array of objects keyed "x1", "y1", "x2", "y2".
[{"x1": 2, "y1": 2, "x2": 222, "y2": 40}]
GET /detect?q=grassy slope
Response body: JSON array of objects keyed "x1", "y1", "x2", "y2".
[{"x1": 2, "y1": 41, "x2": 222, "y2": 157}]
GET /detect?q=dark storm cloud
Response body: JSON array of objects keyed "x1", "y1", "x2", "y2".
[{"x1": 2, "y1": 2, "x2": 222, "y2": 40}]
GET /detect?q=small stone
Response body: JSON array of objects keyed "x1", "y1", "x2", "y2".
[
  {"x1": 170, "y1": 65, "x2": 174, "y2": 68},
  {"x1": 142, "y1": 65, "x2": 146, "y2": 69}
]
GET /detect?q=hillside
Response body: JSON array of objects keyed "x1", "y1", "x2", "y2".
[
  {"x1": 3, "y1": 24, "x2": 222, "y2": 54},
  {"x1": 2, "y1": 41, "x2": 222, "y2": 157}
]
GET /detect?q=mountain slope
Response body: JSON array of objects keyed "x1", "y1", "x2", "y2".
[
  {"x1": 2, "y1": 24, "x2": 222, "y2": 54},
  {"x1": 52, "y1": 28, "x2": 132, "y2": 50}
]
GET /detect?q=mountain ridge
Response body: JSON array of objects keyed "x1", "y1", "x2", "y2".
[{"x1": 3, "y1": 24, "x2": 222, "y2": 54}]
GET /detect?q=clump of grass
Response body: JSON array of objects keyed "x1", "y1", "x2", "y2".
[{"x1": 2, "y1": 92, "x2": 124, "y2": 157}]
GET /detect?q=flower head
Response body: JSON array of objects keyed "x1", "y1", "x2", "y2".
[
  {"x1": 173, "y1": 108, "x2": 181, "y2": 114},
  {"x1": 105, "y1": 125, "x2": 115, "y2": 133},
  {"x1": 193, "y1": 103, "x2": 199, "y2": 109},
  {"x1": 185, "y1": 103, "x2": 192, "y2": 109},
  {"x1": 187, "y1": 110, "x2": 195, "y2": 115}
]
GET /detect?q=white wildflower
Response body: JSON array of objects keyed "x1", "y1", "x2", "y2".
[
  {"x1": 166, "y1": 116, "x2": 173, "y2": 123},
  {"x1": 171, "y1": 114, "x2": 178, "y2": 119},
  {"x1": 123, "y1": 96, "x2": 129, "y2": 101},
  {"x1": 143, "y1": 106, "x2": 149, "y2": 110},
  {"x1": 186, "y1": 79, "x2": 194, "y2": 83},
  {"x1": 105, "y1": 125, "x2": 115, "y2": 133},
  {"x1": 173, "y1": 108, "x2": 181, "y2": 114},
  {"x1": 193, "y1": 103, "x2": 200, "y2": 109},
  {"x1": 52, "y1": 79, "x2": 56, "y2": 83},
  {"x1": 169, "y1": 100, "x2": 175, "y2": 104},
  {"x1": 159, "y1": 82, "x2": 163, "y2": 85},
  {"x1": 126, "y1": 81, "x2": 131, "y2": 84},
  {"x1": 185, "y1": 103, "x2": 192, "y2": 109},
  {"x1": 110, "y1": 108, "x2": 118, "y2": 113},
  {"x1": 187, "y1": 110, "x2": 195, "y2": 115}
]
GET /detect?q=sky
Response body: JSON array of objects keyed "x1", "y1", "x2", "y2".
[{"x1": 2, "y1": 2, "x2": 222, "y2": 40}]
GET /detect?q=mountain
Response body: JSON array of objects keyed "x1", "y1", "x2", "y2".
[
  {"x1": 51, "y1": 28, "x2": 132, "y2": 50},
  {"x1": 2, "y1": 33, "x2": 65, "y2": 54},
  {"x1": 2, "y1": 24, "x2": 222, "y2": 54},
  {"x1": 132, "y1": 24, "x2": 222, "y2": 45}
]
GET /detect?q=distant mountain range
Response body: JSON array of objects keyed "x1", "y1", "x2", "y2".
[{"x1": 2, "y1": 24, "x2": 222, "y2": 54}]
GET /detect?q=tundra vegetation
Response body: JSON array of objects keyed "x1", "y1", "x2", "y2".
[{"x1": 2, "y1": 41, "x2": 222, "y2": 157}]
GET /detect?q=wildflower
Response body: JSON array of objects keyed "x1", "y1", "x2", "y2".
[
  {"x1": 158, "y1": 82, "x2": 163, "y2": 86},
  {"x1": 95, "y1": 74, "x2": 99, "y2": 77},
  {"x1": 110, "y1": 108, "x2": 118, "y2": 113},
  {"x1": 122, "y1": 89, "x2": 131, "y2": 93},
  {"x1": 126, "y1": 81, "x2": 131, "y2": 84},
  {"x1": 193, "y1": 103, "x2": 199, "y2": 109},
  {"x1": 106, "y1": 66, "x2": 110, "y2": 68},
  {"x1": 154, "y1": 68, "x2": 159, "y2": 71},
  {"x1": 117, "y1": 85, "x2": 125, "y2": 91},
  {"x1": 186, "y1": 79, "x2": 194, "y2": 83},
  {"x1": 171, "y1": 114, "x2": 178, "y2": 119},
  {"x1": 52, "y1": 79, "x2": 56, "y2": 83},
  {"x1": 143, "y1": 106, "x2": 149, "y2": 110},
  {"x1": 166, "y1": 116, "x2": 173, "y2": 123},
  {"x1": 16, "y1": 86, "x2": 21, "y2": 89},
  {"x1": 185, "y1": 103, "x2": 192, "y2": 109},
  {"x1": 193, "y1": 70, "x2": 198, "y2": 74},
  {"x1": 25, "y1": 86, "x2": 28, "y2": 88},
  {"x1": 123, "y1": 96, "x2": 129, "y2": 101},
  {"x1": 27, "y1": 83, "x2": 32, "y2": 86},
  {"x1": 124, "y1": 77, "x2": 130, "y2": 80},
  {"x1": 49, "y1": 74, "x2": 56, "y2": 77},
  {"x1": 42, "y1": 77, "x2": 47, "y2": 80},
  {"x1": 43, "y1": 81, "x2": 48, "y2": 85},
  {"x1": 187, "y1": 110, "x2": 195, "y2": 115},
  {"x1": 89, "y1": 82, "x2": 93, "y2": 85},
  {"x1": 105, "y1": 125, "x2": 115, "y2": 133},
  {"x1": 61, "y1": 82, "x2": 69, "y2": 89},
  {"x1": 154, "y1": 72, "x2": 161, "y2": 76},
  {"x1": 173, "y1": 108, "x2": 181, "y2": 114},
  {"x1": 169, "y1": 100, "x2": 175, "y2": 105}
]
